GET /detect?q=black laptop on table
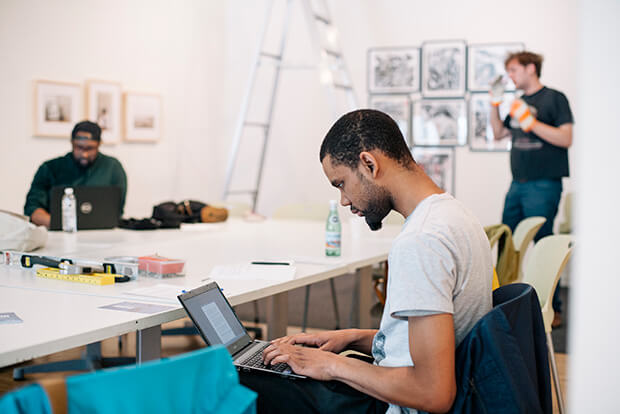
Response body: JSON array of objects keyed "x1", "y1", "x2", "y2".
[
  {"x1": 49, "y1": 186, "x2": 121, "y2": 231},
  {"x1": 178, "y1": 281, "x2": 305, "y2": 379}
]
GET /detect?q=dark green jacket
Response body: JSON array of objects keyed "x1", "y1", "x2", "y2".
[{"x1": 24, "y1": 152, "x2": 127, "y2": 216}]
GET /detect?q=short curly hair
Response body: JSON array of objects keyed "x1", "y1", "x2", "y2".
[{"x1": 319, "y1": 109, "x2": 414, "y2": 169}]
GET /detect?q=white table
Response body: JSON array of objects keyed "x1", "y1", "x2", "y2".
[{"x1": 0, "y1": 218, "x2": 399, "y2": 368}]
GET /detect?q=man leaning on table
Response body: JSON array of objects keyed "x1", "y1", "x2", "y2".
[
  {"x1": 239, "y1": 109, "x2": 493, "y2": 413},
  {"x1": 24, "y1": 120, "x2": 127, "y2": 228}
]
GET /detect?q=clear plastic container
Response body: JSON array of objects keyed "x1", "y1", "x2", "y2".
[{"x1": 138, "y1": 255, "x2": 185, "y2": 278}]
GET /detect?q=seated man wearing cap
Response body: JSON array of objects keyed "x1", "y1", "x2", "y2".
[{"x1": 24, "y1": 121, "x2": 127, "y2": 228}]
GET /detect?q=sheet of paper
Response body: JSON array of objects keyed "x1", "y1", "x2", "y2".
[
  {"x1": 291, "y1": 255, "x2": 344, "y2": 266},
  {"x1": 99, "y1": 301, "x2": 174, "y2": 314},
  {"x1": 209, "y1": 263, "x2": 296, "y2": 281},
  {"x1": 123, "y1": 284, "x2": 186, "y2": 301},
  {"x1": 0, "y1": 312, "x2": 23, "y2": 324}
]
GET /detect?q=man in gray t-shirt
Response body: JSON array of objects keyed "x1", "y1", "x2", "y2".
[{"x1": 242, "y1": 109, "x2": 493, "y2": 414}]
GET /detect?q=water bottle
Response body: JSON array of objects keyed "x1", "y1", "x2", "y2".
[
  {"x1": 62, "y1": 187, "x2": 77, "y2": 232},
  {"x1": 325, "y1": 200, "x2": 341, "y2": 256}
]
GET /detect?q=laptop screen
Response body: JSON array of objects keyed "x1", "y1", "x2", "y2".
[
  {"x1": 178, "y1": 282, "x2": 252, "y2": 356},
  {"x1": 49, "y1": 186, "x2": 121, "y2": 231}
]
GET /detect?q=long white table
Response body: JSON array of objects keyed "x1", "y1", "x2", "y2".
[{"x1": 0, "y1": 218, "x2": 399, "y2": 368}]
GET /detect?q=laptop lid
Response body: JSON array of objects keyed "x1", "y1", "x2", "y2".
[
  {"x1": 178, "y1": 281, "x2": 253, "y2": 357},
  {"x1": 49, "y1": 186, "x2": 121, "y2": 231}
]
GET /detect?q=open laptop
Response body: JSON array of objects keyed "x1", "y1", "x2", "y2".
[
  {"x1": 49, "y1": 186, "x2": 121, "y2": 231},
  {"x1": 178, "y1": 281, "x2": 305, "y2": 379}
]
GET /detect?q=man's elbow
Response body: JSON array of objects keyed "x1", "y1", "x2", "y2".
[{"x1": 409, "y1": 380, "x2": 456, "y2": 413}]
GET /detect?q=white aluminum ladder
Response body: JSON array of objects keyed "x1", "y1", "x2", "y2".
[{"x1": 222, "y1": 0, "x2": 358, "y2": 211}]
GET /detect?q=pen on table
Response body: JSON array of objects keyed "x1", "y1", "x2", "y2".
[{"x1": 251, "y1": 261, "x2": 291, "y2": 266}]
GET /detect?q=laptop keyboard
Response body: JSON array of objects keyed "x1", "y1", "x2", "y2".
[{"x1": 244, "y1": 343, "x2": 290, "y2": 373}]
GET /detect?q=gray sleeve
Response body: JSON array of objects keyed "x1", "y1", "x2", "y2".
[{"x1": 387, "y1": 233, "x2": 456, "y2": 321}]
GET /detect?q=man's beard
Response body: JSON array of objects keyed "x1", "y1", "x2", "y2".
[
  {"x1": 359, "y1": 176, "x2": 393, "y2": 231},
  {"x1": 75, "y1": 157, "x2": 93, "y2": 169}
]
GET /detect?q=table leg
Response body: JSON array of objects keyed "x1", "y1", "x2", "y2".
[
  {"x1": 266, "y1": 292, "x2": 288, "y2": 340},
  {"x1": 356, "y1": 265, "x2": 373, "y2": 329},
  {"x1": 136, "y1": 325, "x2": 162, "y2": 364}
]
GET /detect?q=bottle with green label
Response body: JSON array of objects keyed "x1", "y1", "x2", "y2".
[{"x1": 325, "y1": 200, "x2": 341, "y2": 256}]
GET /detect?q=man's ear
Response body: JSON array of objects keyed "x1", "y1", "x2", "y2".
[{"x1": 359, "y1": 151, "x2": 378, "y2": 178}]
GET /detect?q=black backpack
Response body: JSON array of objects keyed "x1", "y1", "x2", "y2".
[{"x1": 152, "y1": 200, "x2": 207, "y2": 227}]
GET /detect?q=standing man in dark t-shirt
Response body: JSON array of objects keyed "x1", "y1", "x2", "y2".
[
  {"x1": 24, "y1": 121, "x2": 127, "y2": 228},
  {"x1": 490, "y1": 51, "x2": 573, "y2": 328}
]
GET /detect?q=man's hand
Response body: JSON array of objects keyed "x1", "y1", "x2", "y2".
[
  {"x1": 270, "y1": 330, "x2": 359, "y2": 354},
  {"x1": 510, "y1": 98, "x2": 537, "y2": 132},
  {"x1": 262, "y1": 342, "x2": 338, "y2": 380},
  {"x1": 489, "y1": 75, "x2": 505, "y2": 107}
]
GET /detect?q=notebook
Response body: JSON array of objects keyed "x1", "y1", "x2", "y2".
[
  {"x1": 178, "y1": 281, "x2": 305, "y2": 379},
  {"x1": 49, "y1": 186, "x2": 121, "y2": 231}
]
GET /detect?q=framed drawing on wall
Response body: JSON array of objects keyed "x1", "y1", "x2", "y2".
[
  {"x1": 467, "y1": 42, "x2": 525, "y2": 92},
  {"x1": 412, "y1": 98, "x2": 467, "y2": 146},
  {"x1": 469, "y1": 92, "x2": 515, "y2": 151},
  {"x1": 411, "y1": 147, "x2": 455, "y2": 195},
  {"x1": 368, "y1": 94, "x2": 411, "y2": 145},
  {"x1": 367, "y1": 47, "x2": 420, "y2": 94},
  {"x1": 33, "y1": 80, "x2": 82, "y2": 138},
  {"x1": 123, "y1": 93, "x2": 161, "y2": 142},
  {"x1": 86, "y1": 80, "x2": 122, "y2": 145},
  {"x1": 421, "y1": 40, "x2": 466, "y2": 98}
]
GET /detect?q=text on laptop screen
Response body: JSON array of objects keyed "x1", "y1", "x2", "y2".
[{"x1": 182, "y1": 286, "x2": 247, "y2": 347}]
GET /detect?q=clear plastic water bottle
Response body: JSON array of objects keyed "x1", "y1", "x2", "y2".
[
  {"x1": 325, "y1": 200, "x2": 341, "y2": 256},
  {"x1": 62, "y1": 187, "x2": 77, "y2": 233}
]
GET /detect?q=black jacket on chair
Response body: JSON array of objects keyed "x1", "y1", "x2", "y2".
[{"x1": 450, "y1": 283, "x2": 552, "y2": 413}]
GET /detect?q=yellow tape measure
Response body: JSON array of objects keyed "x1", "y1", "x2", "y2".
[{"x1": 36, "y1": 267, "x2": 116, "y2": 285}]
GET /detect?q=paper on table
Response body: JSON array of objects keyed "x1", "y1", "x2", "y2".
[
  {"x1": 209, "y1": 263, "x2": 296, "y2": 281},
  {"x1": 123, "y1": 284, "x2": 186, "y2": 301},
  {"x1": 291, "y1": 255, "x2": 344, "y2": 266}
]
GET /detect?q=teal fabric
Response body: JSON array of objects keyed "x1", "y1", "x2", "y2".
[
  {"x1": 66, "y1": 346, "x2": 256, "y2": 414},
  {"x1": 0, "y1": 384, "x2": 52, "y2": 414}
]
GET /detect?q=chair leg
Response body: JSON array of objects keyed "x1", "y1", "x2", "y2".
[
  {"x1": 329, "y1": 279, "x2": 340, "y2": 329},
  {"x1": 301, "y1": 286, "x2": 311, "y2": 332},
  {"x1": 546, "y1": 331, "x2": 566, "y2": 414}
]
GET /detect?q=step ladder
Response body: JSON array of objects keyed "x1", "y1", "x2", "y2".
[{"x1": 222, "y1": 0, "x2": 358, "y2": 211}]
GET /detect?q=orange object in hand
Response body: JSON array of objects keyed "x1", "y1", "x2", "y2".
[{"x1": 510, "y1": 99, "x2": 536, "y2": 132}]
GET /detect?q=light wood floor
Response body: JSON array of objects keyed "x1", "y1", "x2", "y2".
[{"x1": 0, "y1": 318, "x2": 569, "y2": 413}]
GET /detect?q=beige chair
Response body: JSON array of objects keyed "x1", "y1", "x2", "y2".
[
  {"x1": 513, "y1": 216, "x2": 546, "y2": 282},
  {"x1": 521, "y1": 234, "x2": 573, "y2": 414},
  {"x1": 273, "y1": 203, "x2": 340, "y2": 331},
  {"x1": 558, "y1": 192, "x2": 573, "y2": 234}
]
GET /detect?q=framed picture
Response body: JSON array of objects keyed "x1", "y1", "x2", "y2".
[
  {"x1": 467, "y1": 42, "x2": 525, "y2": 92},
  {"x1": 123, "y1": 93, "x2": 162, "y2": 142},
  {"x1": 421, "y1": 40, "x2": 466, "y2": 98},
  {"x1": 469, "y1": 92, "x2": 515, "y2": 152},
  {"x1": 86, "y1": 80, "x2": 122, "y2": 144},
  {"x1": 412, "y1": 98, "x2": 467, "y2": 146},
  {"x1": 367, "y1": 47, "x2": 420, "y2": 94},
  {"x1": 368, "y1": 95, "x2": 411, "y2": 145},
  {"x1": 411, "y1": 147, "x2": 455, "y2": 195},
  {"x1": 33, "y1": 80, "x2": 82, "y2": 138}
]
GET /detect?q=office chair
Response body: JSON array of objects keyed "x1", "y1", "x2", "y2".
[
  {"x1": 512, "y1": 216, "x2": 546, "y2": 282},
  {"x1": 521, "y1": 235, "x2": 572, "y2": 414}
]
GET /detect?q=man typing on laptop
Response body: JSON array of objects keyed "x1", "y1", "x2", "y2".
[
  {"x1": 239, "y1": 110, "x2": 493, "y2": 413},
  {"x1": 24, "y1": 121, "x2": 127, "y2": 228}
]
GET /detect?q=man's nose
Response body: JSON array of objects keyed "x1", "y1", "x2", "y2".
[{"x1": 340, "y1": 192, "x2": 351, "y2": 207}]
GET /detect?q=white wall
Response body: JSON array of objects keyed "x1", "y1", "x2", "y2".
[
  {"x1": 570, "y1": 0, "x2": 620, "y2": 410},
  {"x1": 0, "y1": 0, "x2": 226, "y2": 218},
  {"x1": 1, "y1": 0, "x2": 577, "y2": 229},
  {"x1": 218, "y1": 0, "x2": 578, "y2": 225}
]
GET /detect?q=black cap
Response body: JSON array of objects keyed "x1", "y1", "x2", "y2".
[{"x1": 71, "y1": 121, "x2": 101, "y2": 141}]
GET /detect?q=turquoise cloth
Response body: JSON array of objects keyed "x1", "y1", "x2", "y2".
[
  {"x1": 0, "y1": 384, "x2": 51, "y2": 414},
  {"x1": 66, "y1": 346, "x2": 256, "y2": 414}
]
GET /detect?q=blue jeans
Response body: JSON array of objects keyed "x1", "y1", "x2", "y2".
[{"x1": 502, "y1": 179, "x2": 563, "y2": 312}]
